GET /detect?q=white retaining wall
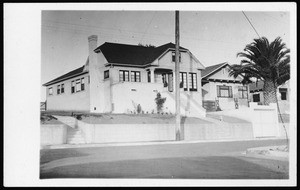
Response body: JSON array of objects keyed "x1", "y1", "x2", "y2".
[
  {"x1": 40, "y1": 124, "x2": 68, "y2": 145},
  {"x1": 76, "y1": 120, "x2": 254, "y2": 144}
]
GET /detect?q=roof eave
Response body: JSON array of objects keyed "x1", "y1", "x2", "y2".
[{"x1": 43, "y1": 71, "x2": 89, "y2": 87}]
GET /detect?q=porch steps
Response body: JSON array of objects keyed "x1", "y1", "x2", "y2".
[
  {"x1": 67, "y1": 127, "x2": 86, "y2": 144},
  {"x1": 53, "y1": 115, "x2": 86, "y2": 144}
]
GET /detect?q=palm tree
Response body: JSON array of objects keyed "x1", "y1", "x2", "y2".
[
  {"x1": 229, "y1": 37, "x2": 290, "y2": 105},
  {"x1": 229, "y1": 36, "x2": 290, "y2": 150}
]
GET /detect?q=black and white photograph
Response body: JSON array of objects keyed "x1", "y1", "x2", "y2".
[{"x1": 4, "y1": 3, "x2": 297, "y2": 187}]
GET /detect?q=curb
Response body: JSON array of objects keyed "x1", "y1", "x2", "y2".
[
  {"x1": 41, "y1": 137, "x2": 287, "y2": 150},
  {"x1": 245, "y1": 145, "x2": 289, "y2": 160}
]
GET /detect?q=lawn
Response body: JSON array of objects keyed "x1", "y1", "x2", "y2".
[
  {"x1": 41, "y1": 111, "x2": 212, "y2": 125},
  {"x1": 79, "y1": 114, "x2": 213, "y2": 124}
]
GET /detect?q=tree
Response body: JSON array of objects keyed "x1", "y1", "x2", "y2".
[
  {"x1": 229, "y1": 36, "x2": 290, "y2": 150},
  {"x1": 138, "y1": 43, "x2": 156, "y2": 48},
  {"x1": 229, "y1": 37, "x2": 290, "y2": 105}
]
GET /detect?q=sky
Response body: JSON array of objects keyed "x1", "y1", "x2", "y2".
[{"x1": 41, "y1": 9, "x2": 290, "y2": 101}]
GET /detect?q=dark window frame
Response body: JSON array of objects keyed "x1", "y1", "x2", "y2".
[
  {"x1": 61, "y1": 83, "x2": 64, "y2": 93},
  {"x1": 238, "y1": 86, "x2": 248, "y2": 99},
  {"x1": 253, "y1": 93, "x2": 260, "y2": 102},
  {"x1": 217, "y1": 85, "x2": 233, "y2": 98},
  {"x1": 57, "y1": 84, "x2": 60, "y2": 95},
  {"x1": 131, "y1": 71, "x2": 141, "y2": 82},
  {"x1": 104, "y1": 70, "x2": 109, "y2": 79},
  {"x1": 81, "y1": 78, "x2": 85, "y2": 91},
  {"x1": 189, "y1": 72, "x2": 197, "y2": 91},
  {"x1": 180, "y1": 72, "x2": 188, "y2": 91},
  {"x1": 279, "y1": 88, "x2": 287, "y2": 100},
  {"x1": 71, "y1": 81, "x2": 75, "y2": 93},
  {"x1": 119, "y1": 70, "x2": 129, "y2": 82}
]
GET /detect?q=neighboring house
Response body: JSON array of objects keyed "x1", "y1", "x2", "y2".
[
  {"x1": 201, "y1": 62, "x2": 250, "y2": 111},
  {"x1": 249, "y1": 80, "x2": 290, "y2": 114},
  {"x1": 43, "y1": 35, "x2": 206, "y2": 117}
]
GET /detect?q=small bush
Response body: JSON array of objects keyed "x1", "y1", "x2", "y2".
[
  {"x1": 137, "y1": 104, "x2": 142, "y2": 114},
  {"x1": 155, "y1": 92, "x2": 166, "y2": 113}
]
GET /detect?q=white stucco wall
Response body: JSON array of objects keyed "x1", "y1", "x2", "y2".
[{"x1": 46, "y1": 74, "x2": 90, "y2": 112}]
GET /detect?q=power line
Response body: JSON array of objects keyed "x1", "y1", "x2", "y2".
[
  {"x1": 139, "y1": 11, "x2": 156, "y2": 44},
  {"x1": 242, "y1": 11, "x2": 261, "y2": 38}
]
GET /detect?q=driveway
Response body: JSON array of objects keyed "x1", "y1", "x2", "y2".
[{"x1": 40, "y1": 139, "x2": 288, "y2": 179}]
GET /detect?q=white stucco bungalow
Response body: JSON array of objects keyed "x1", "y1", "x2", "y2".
[
  {"x1": 43, "y1": 35, "x2": 206, "y2": 117},
  {"x1": 201, "y1": 62, "x2": 250, "y2": 111}
]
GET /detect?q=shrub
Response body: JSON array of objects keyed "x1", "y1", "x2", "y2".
[
  {"x1": 155, "y1": 92, "x2": 166, "y2": 113},
  {"x1": 137, "y1": 104, "x2": 142, "y2": 114}
]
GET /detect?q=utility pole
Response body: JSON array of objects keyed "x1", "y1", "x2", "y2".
[{"x1": 175, "y1": 10, "x2": 181, "y2": 141}]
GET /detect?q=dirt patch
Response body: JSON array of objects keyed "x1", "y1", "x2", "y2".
[{"x1": 40, "y1": 114, "x2": 63, "y2": 125}]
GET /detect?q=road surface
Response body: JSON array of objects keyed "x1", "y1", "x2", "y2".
[{"x1": 40, "y1": 139, "x2": 288, "y2": 179}]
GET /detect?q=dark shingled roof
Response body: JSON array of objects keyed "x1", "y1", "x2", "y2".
[
  {"x1": 43, "y1": 42, "x2": 189, "y2": 86},
  {"x1": 95, "y1": 42, "x2": 188, "y2": 66},
  {"x1": 43, "y1": 65, "x2": 87, "y2": 86},
  {"x1": 201, "y1": 62, "x2": 228, "y2": 78}
]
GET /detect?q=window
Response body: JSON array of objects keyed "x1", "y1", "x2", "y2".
[
  {"x1": 180, "y1": 72, "x2": 188, "y2": 91},
  {"x1": 61, "y1": 84, "x2": 64, "y2": 93},
  {"x1": 189, "y1": 73, "x2": 197, "y2": 91},
  {"x1": 217, "y1": 85, "x2": 233, "y2": 98},
  {"x1": 49, "y1": 87, "x2": 53, "y2": 95},
  {"x1": 71, "y1": 81, "x2": 75, "y2": 93},
  {"x1": 81, "y1": 78, "x2": 85, "y2": 91},
  {"x1": 253, "y1": 94, "x2": 260, "y2": 102},
  {"x1": 172, "y1": 51, "x2": 181, "y2": 62},
  {"x1": 119, "y1": 70, "x2": 129, "y2": 82},
  {"x1": 71, "y1": 78, "x2": 85, "y2": 93},
  {"x1": 57, "y1": 85, "x2": 60, "y2": 94},
  {"x1": 104, "y1": 70, "x2": 109, "y2": 79},
  {"x1": 131, "y1": 71, "x2": 141, "y2": 82},
  {"x1": 238, "y1": 86, "x2": 248, "y2": 99},
  {"x1": 279, "y1": 88, "x2": 287, "y2": 100}
]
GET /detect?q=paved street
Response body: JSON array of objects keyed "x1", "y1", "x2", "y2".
[{"x1": 40, "y1": 139, "x2": 288, "y2": 179}]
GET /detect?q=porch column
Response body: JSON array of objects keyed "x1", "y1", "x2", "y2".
[{"x1": 150, "y1": 69, "x2": 155, "y2": 83}]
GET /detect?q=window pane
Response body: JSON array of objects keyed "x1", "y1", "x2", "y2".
[
  {"x1": 57, "y1": 85, "x2": 60, "y2": 94},
  {"x1": 136, "y1": 72, "x2": 140, "y2": 82},
  {"x1": 125, "y1": 71, "x2": 129, "y2": 81},
  {"x1": 183, "y1": 73, "x2": 187, "y2": 88},
  {"x1": 281, "y1": 92, "x2": 287, "y2": 100},
  {"x1": 81, "y1": 78, "x2": 85, "y2": 91},
  {"x1": 220, "y1": 89, "x2": 229, "y2": 97},
  {"x1": 61, "y1": 84, "x2": 64, "y2": 93},
  {"x1": 119, "y1": 71, "x2": 124, "y2": 81},
  {"x1": 131, "y1": 72, "x2": 135, "y2": 82},
  {"x1": 49, "y1": 88, "x2": 53, "y2": 95},
  {"x1": 76, "y1": 79, "x2": 81, "y2": 92},
  {"x1": 104, "y1": 70, "x2": 109, "y2": 79}
]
